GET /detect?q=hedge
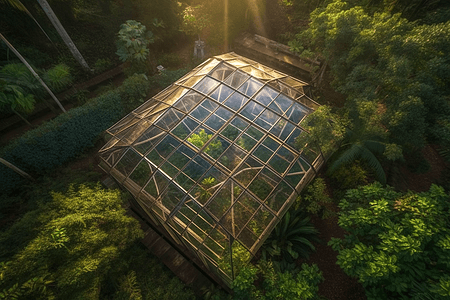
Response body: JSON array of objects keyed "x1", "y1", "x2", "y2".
[{"x1": 0, "y1": 71, "x2": 189, "y2": 195}]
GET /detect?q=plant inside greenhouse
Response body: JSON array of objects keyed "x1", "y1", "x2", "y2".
[{"x1": 99, "y1": 52, "x2": 323, "y2": 286}]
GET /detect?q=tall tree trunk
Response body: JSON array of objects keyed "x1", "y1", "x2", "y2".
[
  {"x1": 36, "y1": 0, "x2": 92, "y2": 72},
  {"x1": 0, "y1": 33, "x2": 67, "y2": 113},
  {"x1": 0, "y1": 158, "x2": 34, "y2": 181}
]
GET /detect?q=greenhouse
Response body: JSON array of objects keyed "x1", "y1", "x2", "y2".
[{"x1": 98, "y1": 52, "x2": 323, "y2": 286}]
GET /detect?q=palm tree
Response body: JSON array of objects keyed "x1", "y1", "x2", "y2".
[
  {"x1": 327, "y1": 125, "x2": 388, "y2": 185},
  {"x1": 0, "y1": 33, "x2": 66, "y2": 112}
]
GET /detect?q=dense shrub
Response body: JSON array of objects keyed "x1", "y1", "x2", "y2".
[
  {"x1": 329, "y1": 183, "x2": 450, "y2": 299},
  {"x1": 0, "y1": 69, "x2": 187, "y2": 195},
  {"x1": 0, "y1": 184, "x2": 144, "y2": 299},
  {"x1": 0, "y1": 91, "x2": 123, "y2": 194}
]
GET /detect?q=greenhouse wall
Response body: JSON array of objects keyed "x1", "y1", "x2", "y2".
[{"x1": 99, "y1": 53, "x2": 324, "y2": 287}]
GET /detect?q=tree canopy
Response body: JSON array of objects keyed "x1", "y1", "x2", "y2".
[{"x1": 329, "y1": 183, "x2": 450, "y2": 299}]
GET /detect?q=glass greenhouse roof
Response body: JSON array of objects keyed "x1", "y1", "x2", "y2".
[{"x1": 99, "y1": 52, "x2": 323, "y2": 285}]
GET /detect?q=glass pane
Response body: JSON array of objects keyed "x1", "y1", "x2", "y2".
[
  {"x1": 236, "y1": 133, "x2": 258, "y2": 152},
  {"x1": 248, "y1": 168, "x2": 280, "y2": 201},
  {"x1": 270, "y1": 118, "x2": 294, "y2": 141},
  {"x1": 168, "y1": 145, "x2": 195, "y2": 169},
  {"x1": 187, "y1": 127, "x2": 215, "y2": 150},
  {"x1": 205, "y1": 108, "x2": 232, "y2": 131},
  {"x1": 206, "y1": 180, "x2": 232, "y2": 220},
  {"x1": 219, "y1": 144, "x2": 246, "y2": 171},
  {"x1": 155, "y1": 108, "x2": 184, "y2": 131},
  {"x1": 184, "y1": 156, "x2": 210, "y2": 182},
  {"x1": 160, "y1": 161, "x2": 179, "y2": 178},
  {"x1": 240, "y1": 101, "x2": 264, "y2": 121},
  {"x1": 286, "y1": 102, "x2": 308, "y2": 124},
  {"x1": 171, "y1": 117, "x2": 199, "y2": 140},
  {"x1": 190, "y1": 104, "x2": 210, "y2": 122},
  {"x1": 234, "y1": 157, "x2": 262, "y2": 187},
  {"x1": 175, "y1": 172, "x2": 196, "y2": 191},
  {"x1": 262, "y1": 136, "x2": 279, "y2": 151},
  {"x1": 210, "y1": 84, "x2": 234, "y2": 103},
  {"x1": 115, "y1": 149, "x2": 141, "y2": 177},
  {"x1": 144, "y1": 171, "x2": 169, "y2": 198},
  {"x1": 238, "y1": 78, "x2": 263, "y2": 97},
  {"x1": 253, "y1": 144, "x2": 274, "y2": 163},
  {"x1": 254, "y1": 109, "x2": 279, "y2": 130},
  {"x1": 266, "y1": 180, "x2": 293, "y2": 213},
  {"x1": 161, "y1": 183, "x2": 185, "y2": 212},
  {"x1": 269, "y1": 94, "x2": 293, "y2": 115},
  {"x1": 254, "y1": 86, "x2": 279, "y2": 106},
  {"x1": 224, "y1": 70, "x2": 249, "y2": 88},
  {"x1": 245, "y1": 126, "x2": 264, "y2": 142},
  {"x1": 210, "y1": 63, "x2": 235, "y2": 81},
  {"x1": 238, "y1": 227, "x2": 258, "y2": 249},
  {"x1": 133, "y1": 126, "x2": 164, "y2": 155},
  {"x1": 268, "y1": 153, "x2": 291, "y2": 174},
  {"x1": 129, "y1": 160, "x2": 152, "y2": 186},
  {"x1": 221, "y1": 124, "x2": 241, "y2": 142},
  {"x1": 224, "y1": 92, "x2": 249, "y2": 112},
  {"x1": 154, "y1": 135, "x2": 180, "y2": 159},
  {"x1": 174, "y1": 90, "x2": 204, "y2": 113},
  {"x1": 194, "y1": 77, "x2": 220, "y2": 94},
  {"x1": 287, "y1": 128, "x2": 304, "y2": 148},
  {"x1": 204, "y1": 136, "x2": 229, "y2": 160}
]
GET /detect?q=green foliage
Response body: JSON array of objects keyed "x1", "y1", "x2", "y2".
[
  {"x1": 116, "y1": 20, "x2": 154, "y2": 63},
  {"x1": 117, "y1": 73, "x2": 151, "y2": 112},
  {"x1": 292, "y1": 1, "x2": 450, "y2": 151},
  {"x1": 261, "y1": 207, "x2": 319, "y2": 266},
  {"x1": 296, "y1": 105, "x2": 346, "y2": 157},
  {"x1": 0, "y1": 184, "x2": 144, "y2": 299},
  {"x1": 299, "y1": 178, "x2": 335, "y2": 219},
  {"x1": 0, "y1": 90, "x2": 123, "y2": 194},
  {"x1": 94, "y1": 58, "x2": 114, "y2": 74},
  {"x1": 233, "y1": 261, "x2": 323, "y2": 300},
  {"x1": 180, "y1": 5, "x2": 212, "y2": 40},
  {"x1": 330, "y1": 160, "x2": 369, "y2": 191},
  {"x1": 330, "y1": 182, "x2": 450, "y2": 299},
  {"x1": 187, "y1": 129, "x2": 223, "y2": 157}
]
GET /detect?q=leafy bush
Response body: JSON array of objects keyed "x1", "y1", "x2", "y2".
[
  {"x1": 94, "y1": 58, "x2": 114, "y2": 74},
  {"x1": 117, "y1": 74, "x2": 151, "y2": 112},
  {"x1": 233, "y1": 261, "x2": 323, "y2": 300},
  {"x1": 299, "y1": 178, "x2": 335, "y2": 219},
  {"x1": 0, "y1": 184, "x2": 144, "y2": 299},
  {"x1": 0, "y1": 90, "x2": 124, "y2": 194},
  {"x1": 329, "y1": 182, "x2": 450, "y2": 300}
]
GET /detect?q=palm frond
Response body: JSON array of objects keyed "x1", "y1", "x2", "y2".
[
  {"x1": 360, "y1": 146, "x2": 386, "y2": 184},
  {"x1": 363, "y1": 139, "x2": 386, "y2": 154},
  {"x1": 328, "y1": 143, "x2": 363, "y2": 175}
]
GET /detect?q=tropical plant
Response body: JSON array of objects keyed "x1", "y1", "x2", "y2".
[
  {"x1": 329, "y1": 182, "x2": 450, "y2": 300},
  {"x1": 261, "y1": 207, "x2": 319, "y2": 265},
  {"x1": 299, "y1": 178, "x2": 335, "y2": 219},
  {"x1": 0, "y1": 34, "x2": 67, "y2": 112},
  {"x1": 233, "y1": 260, "x2": 323, "y2": 300},
  {"x1": 116, "y1": 20, "x2": 155, "y2": 75},
  {"x1": 187, "y1": 129, "x2": 222, "y2": 156}
]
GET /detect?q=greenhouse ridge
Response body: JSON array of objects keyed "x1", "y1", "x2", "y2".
[{"x1": 99, "y1": 52, "x2": 323, "y2": 286}]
